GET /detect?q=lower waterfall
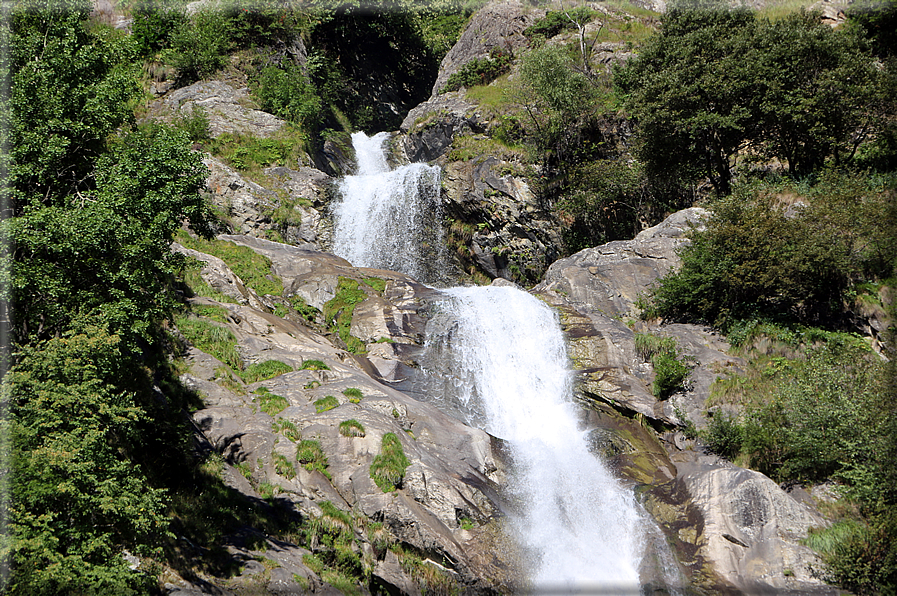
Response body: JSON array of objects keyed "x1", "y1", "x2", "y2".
[
  {"x1": 333, "y1": 132, "x2": 648, "y2": 591},
  {"x1": 424, "y1": 286, "x2": 643, "y2": 591}
]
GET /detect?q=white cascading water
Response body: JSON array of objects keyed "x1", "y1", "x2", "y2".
[
  {"x1": 425, "y1": 287, "x2": 643, "y2": 591},
  {"x1": 332, "y1": 132, "x2": 446, "y2": 285},
  {"x1": 333, "y1": 133, "x2": 647, "y2": 591}
]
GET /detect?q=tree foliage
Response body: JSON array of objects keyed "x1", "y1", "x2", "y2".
[{"x1": 617, "y1": 0, "x2": 880, "y2": 193}]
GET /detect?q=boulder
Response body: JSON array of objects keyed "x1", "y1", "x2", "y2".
[
  {"x1": 400, "y1": 93, "x2": 483, "y2": 163},
  {"x1": 430, "y1": 1, "x2": 545, "y2": 98},
  {"x1": 145, "y1": 80, "x2": 286, "y2": 138},
  {"x1": 534, "y1": 207, "x2": 710, "y2": 318}
]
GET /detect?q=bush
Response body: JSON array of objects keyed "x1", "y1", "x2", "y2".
[
  {"x1": 168, "y1": 10, "x2": 231, "y2": 84},
  {"x1": 255, "y1": 63, "x2": 324, "y2": 132},
  {"x1": 634, "y1": 333, "x2": 690, "y2": 399},
  {"x1": 370, "y1": 433, "x2": 410, "y2": 493},
  {"x1": 524, "y1": 7, "x2": 596, "y2": 39},
  {"x1": 441, "y1": 47, "x2": 512, "y2": 92},
  {"x1": 702, "y1": 411, "x2": 744, "y2": 460}
]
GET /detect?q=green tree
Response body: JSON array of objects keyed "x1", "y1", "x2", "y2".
[
  {"x1": 6, "y1": 323, "x2": 169, "y2": 595},
  {"x1": 752, "y1": 12, "x2": 878, "y2": 176},
  {"x1": 615, "y1": 0, "x2": 758, "y2": 196}
]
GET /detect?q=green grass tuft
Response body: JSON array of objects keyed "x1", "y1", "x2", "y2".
[
  {"x1": 296, "y1": 439, "x2": 330, "y2": 479},
  {"x1": 241, "y1": 360, "x2": 292, "y2": 383},
  {"x1": 342, "y1": 387, "x2": 363, "y2": 399},
  {"x1": 338, "y1": 419, "x2": 366, "y2": 438},
  {"x1": 370, "y1": 433, "x2": 410, "y2": 493},
  {"x1": 299, "y1": 359, "x2": 329, "y2": 370},
  {"x1": 273, "y1": 452, "x2": 297, "y2": 479},
  {"x1": 323, "y1": 277, "x2": 368, "y2": 354},
  {"x1": 254, "y1": 387, "x2": 289, "y2": 417},
  {"x1": 176, "y1": 315, "x2": 243, "y2": 371},
  {"x1": 314, "y1": 395, "x2": 339, "y2": 413}
]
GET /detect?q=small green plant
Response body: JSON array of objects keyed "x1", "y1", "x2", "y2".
[
  {"x1": 300, "y1": 359, "x2": 329, "y2": 371},
  {"x1": 441, "y1": 47, "x2": 512, "y2": 92},
  {"x1": 634, "y1": 332, "x2": 690, "y2": 399},
  {"x1": 339, "y1": 419, "x2": 366, "y2": 438},
  {"x1": 702, "y1": 411, "x2": 744, "y2": 460},
  {"x1": 242, "y1": 360, "x2": 292, "y2": 383},
  {"x1": 289, "y1": 295, "x2": 319, "y2": 322},
  {"x1": 370, "y1": 433, "x2": 410, "y2": 493},
  {"x1": 342, "y1": 387, "x2": 363, "y2": 399},
  {"x1": 296, "y1": 439, "x2": 330, "y2": 479},
  {"x1": 459, "y1": 517, "x2": 475, "y2": 530},
  {"x1": 314, "y1": 395, "x2": 339, "y2": 413},
  {"x1": 254, "y1": 387, "x2": 289, "y2": 417},
  {"x1": 234, "y1": 461, "x2": 253, "y2": 480},
  {"x1": 292, "y1": 574, "x2": 310, "y2": 591},
  {"x1": 273, "y1": 452, "x2": 297, "y2": 480},
  {"x1": 302, "y1": 553, "x2": 326, "y2": 575},
  {"x1": 258, "y1": 482, "x2": 279, "y2": 500}
]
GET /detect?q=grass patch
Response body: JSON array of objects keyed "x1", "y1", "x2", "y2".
[
  {"x1": 300, "y1": 359, "x2": 329, "y2": 371},
  {"x1": 323, "y1": 277, "x2": 368, "y2": 354},
  {"x1": 176, "y1": 230, "x2": 283, "y2": 297},
  {"x1": 342, "y1": 387, "x2": 363, "y2": 399},
  {"x1": 213, "y1": 366, "x2": 245, "y2": 395},
  {"x1": 273, "y1": 452, "x2": 297, "y2": 480},
  {"x1": 289, "y1": 295, "x2": 319, "y2": 323},
  {"x1": 254, "y1": 387, "x2": 289, "y2": 417},
  {"x1": 274, "y1": 417, "x2": 300, "y2": 442},
  {"x1": 191, "y1": 303, "x2": 230, "y2": 323},
  {"x1": 634, "y1": 332, "x2": 689, "y2": 399},
  {"x1": 370, "y1": 433, "x2": 410, "y2": 493},
  {"x1": 178, "y1": 256, "x2": 239, "y2": 303},
  {"x1": 203, "y1": 127, "x2": 308, "y2": 177},
  {"x1": 447, "y1": 133, "x2": 526, "y2": 163},
  {"x1": 241, "y1": 360, "x2": 293, "y2": 383},
  {"x1": 362, "y1": 277, "x2": 386, "y2": 294},
  {"x1": 338, "y1": 419, "x2": 366, "y2": 438},
  {"x1": 314, "y1": 395, "x2": 339, "y2": 413},
  {"x1": 176, "y1": 315, "x2": 242, "y2": 371},
  {"x1": 296, "y1": 439, "x2": 330, "y2": 479}
]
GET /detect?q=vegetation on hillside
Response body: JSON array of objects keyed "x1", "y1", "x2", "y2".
[{"x1": 2, "y1": 0, "x2": 896, "y2": 593}]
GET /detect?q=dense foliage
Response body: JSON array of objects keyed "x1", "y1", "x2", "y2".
[{"x1": 617, "y1": 0, "x2": 883, "y2": 195}]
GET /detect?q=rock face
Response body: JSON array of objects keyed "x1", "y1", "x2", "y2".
[
  {"x1": 171, "y1": 235, "x2": 520, "y2": 594},
  {"x1": 535, "y1": 208, "x2": 836, "y2": 595},
  {"x1": 400, "y1": 93, "x2": 483, "y2": 163},
  {"x1": 430, "y1": 0, "x2": 544, "y2": 98},
  {"x1": 145, "y1": 80, "x2": 286, "y2": 138}
]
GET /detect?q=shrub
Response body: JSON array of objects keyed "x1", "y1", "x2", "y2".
[
  {"x1": 168, "y1": 10, "x2": 231, "y2": 84},
  {"x1": 370, "y1": 433, "x2": 410, "y2": 493},
  {"x1": 255, "y1": 63, "x2": 324, "y2": 132},
  {"x1": 702, "y1": 411, "x2": 744, "y2": 460},
  {"x1": 634, "y1": 332, "x2": 690, "y2": 399},
  {"x1": 314, "y1": 395, "x2": 339, "y2": 413},
  {"x1": 339, "y1": 419, "x2": 366, "y2": 438},
  {"x1": 441, "y1": 47, "x2": 512, "y2": 92},
  {"x1": 524, "y1": 6, "x2": 595, "y2": 39}
]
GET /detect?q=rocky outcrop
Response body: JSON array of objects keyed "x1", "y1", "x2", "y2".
[
  {"x1": 430, "y1": 1, "x2": 544, "y2": 98},
  {"x1": 441, "y1": 156, "x2": 563, "y2": 284},
  {"x1": 172, "y1": 238, "x2": 520, "y2": 594},
  {"x1": 145, "y1": 80, "x2": 287, "y2": 138},
  {"x1": 535, "y1": 207, "x2": 710, "y2": 318},
  {"x1": 400, "y1": 94, "x2": 483, "y2": 163}
]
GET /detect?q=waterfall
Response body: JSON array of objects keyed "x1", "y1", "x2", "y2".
[
  {"x1": 333, "y1": 132, "x2": 649, "y2": 591},
  {"x1": 332, "y1": 132, "x2": 448, "y2": 285},
  {"x1": 424, "y1": 286, "x2": 643, "y2": 591}
]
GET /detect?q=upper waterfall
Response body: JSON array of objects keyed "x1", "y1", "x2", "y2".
[{"x1": 332, "y1": 132, "x2": 449, "y2": 285}]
